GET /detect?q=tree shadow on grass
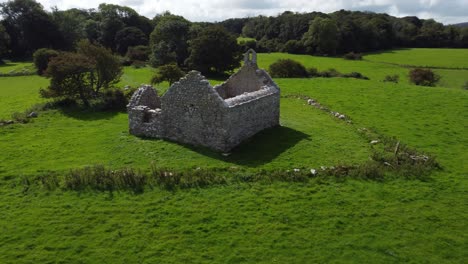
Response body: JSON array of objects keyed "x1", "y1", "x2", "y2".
[
  {"x1": 364, "y1": 48, "x2": 410, "y2": 56},
  {"x1": 58, "y1": 107, "x2": 121, "y2": 121},
  {"x1": 177, "y1": 125, "x2": 310, "y2": 167}
]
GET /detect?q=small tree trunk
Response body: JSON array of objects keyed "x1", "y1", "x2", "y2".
[{"x1": 78, "y1": 87, "x2": 90, "y2": 107}]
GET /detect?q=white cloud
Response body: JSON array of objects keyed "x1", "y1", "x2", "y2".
[{"x1": 1, "y1": 0, "x2": 467, "y2": 24}]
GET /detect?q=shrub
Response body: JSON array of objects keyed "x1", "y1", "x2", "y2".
[
  {"x1": 126, "y1": 45, "x2": 149, "y2": 62},
  {"x1": 239, "y1": 39, "x2": 257, "y2": 52},
  {"x1": 257, "y1": 37, "x2": 283, "y2": 53},
  {"x1": 11, "y1": 112, "x2": 30, "y2": 123},
  {"x1": 77, "y1": 40, "x2": 123, "y2": 92},
  {"x1": 151, "y1": 63, "x2": 185, "y2": 85},
  {"x1": 463, "y1": 81, "x2": 468, "y2": 90},
  {"x1": 409, "y1": 68, "x2": 440, "y2": 86},
  {"x1": 307, "y1": 67, "x2": 320, "y2": 77},
  {"x1": 282, "y1": 40, "x2": 304, "y2": 54},
  {"x1": 42, "y1": 52, "x2": 96, "y2": 106},
  {"x1": 131, "y1": 60, "x2": 146, "y2": 69},
  {"x1": 342, "y1": 72, "x2": 369, "y2": 80},
  {"x1": 343, "y1": 52, "x2": 362, "y2": 60},
  {"x1": 320, "y1": 68, "x2": 341, "y2": 78},
  {"x1": 384, "y1": 74, "x2": 399, "y2": 83},
  {"x1": 101, "y1": 89, "x2": 128, "y2": 111},
  {"x1": 269, "y1": 59, "x2": 308, "y2": 78},
  {"x1": 118, "y1": 55, "x2": 132, "y2": 66},
  {"x1": 149, "y1": 41, "x2": 177, "y2": 67},
  {"x1": 42, "y1": 41, "x2": 122, "y2": 107},
  {"x1": 33, "y1": 48, "x2": 59, "y2": 75}
]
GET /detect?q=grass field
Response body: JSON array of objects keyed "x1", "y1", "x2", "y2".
[
  {"x1": 364, "y1": 48, "x2": 468, "y2": 69},
  {"x1": 0, "y1": 76, "x2": 48, "y2": 119},
  {"x1": 258, "y1": 52, "x2": 468, "y2": 89},
  {"x1": 0, "y1": 49, "x2": 467, "y2": 263},
  {"x1": 237, "y1": 37, "x2": 256, "y2": 43},
  {"x1": 0, "y1": 61, "x2": 35, "y2": 74}
]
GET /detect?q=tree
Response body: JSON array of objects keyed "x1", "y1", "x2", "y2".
[
  {"x1": 42, "y1": 41, "x2": 123, "y2": 106},
  {"x1": 149, "y1": 13, "x2": 190, "y2": 66},
  {"x1": 33, "y1": 48, "x2": 59, "y2": 75},
  {"x1": 0, "y1": 0, "x2": 62, "y2": 57},
  {"x1": 187, "y1": 26, "x2": 242, "y2": 74},
  {"x1": 150, "y1": 63, "x2": 185, "y2": 85},
  {"x1": 0, "y1": 24, "x2": 10, "y2": 61},
  {"x1": 76, "y1": 40, "x2": 122, "y2": 93},
  {"x1": 51, "y1": 8, "x2": 89, "y2": 50},
  {"x1": 42, "y1": 52, "x2": 96, "y2": 106},
  {"x1": 459, "y1": 28, "x2": 468, "y2": 48},
  {"x1": 115, "y1": 27, "x2": 147, "y2": 55},
  {"x1": 282, "y1": 40, "x2": 304, "y2": 54},
  {"x1": 149, "y1": 41, "x2": 176, "y2": 67},
  {"x1": 302, "y1": 17, "x2": 339, "y2": 55},
  {"x1": 126, "y1": 45, "x2": 149, "y2": 62},
  {"x1": 97, "y1": 4, "x2": 143, "y2": 51}
]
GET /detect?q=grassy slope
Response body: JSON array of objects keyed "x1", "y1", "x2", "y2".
[
  {"x1": 364, "y1": 48, "x2": 468, "y2": 68},
  {"x1": 0, "y1": 76, "x2": 48, "y2": 119},
  {"x1": 0, "y1": 49, "x2": 467, "y2": 263},
  {"x1": 0, "y1": 62, "x2": 35, "y2": 73},
  {"x1": 258, "y1": 52, "x2": 468, "y2": 89}
]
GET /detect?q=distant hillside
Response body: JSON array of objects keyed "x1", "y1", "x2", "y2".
[{"x1": 454, "y1": 22, "x2": 468, "y2": 28}]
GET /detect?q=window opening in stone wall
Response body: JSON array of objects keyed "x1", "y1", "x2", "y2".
[{"x1": 143, "y1": 111, "x2": 152, "y2": 123}]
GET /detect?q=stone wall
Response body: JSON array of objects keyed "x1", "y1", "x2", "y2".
[{"x1": 127, "y1": 49, "x2": 280, "y2": 152}]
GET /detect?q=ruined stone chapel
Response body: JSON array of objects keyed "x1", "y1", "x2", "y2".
[{"x1": 127, "y1": 50, "x2": 280, "y2": 152}]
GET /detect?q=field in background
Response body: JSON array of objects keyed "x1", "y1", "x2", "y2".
[
  {"x1": 257, "y1": 51, "x2": 468, "y2": 89},
  {"x1": 364, "y1": 48, "x2": 468, "y2": 69},
  {"x1": 0, "y1": 49, "x2": 466, "y2": 263}
]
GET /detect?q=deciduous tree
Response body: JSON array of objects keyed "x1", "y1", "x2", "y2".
[
  {"x1": 302, "y1": 17, "x2": 338, "y2": 55},
  {"x1": 187, "y1": 26, "x2": 241, "y2": 74}
]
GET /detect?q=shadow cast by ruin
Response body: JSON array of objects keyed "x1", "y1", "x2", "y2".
[{"x1": 143, "y1": 125, "x2": 310, "y2": 167}]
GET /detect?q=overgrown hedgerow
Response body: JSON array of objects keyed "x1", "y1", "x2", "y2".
[{"x1": 19, "y1": 139, "x2": 439, "y2": 193}]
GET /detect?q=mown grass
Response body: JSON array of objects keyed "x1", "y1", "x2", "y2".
[
  {"x1": 0, "y1": 61, "x2": 35, "y2": 73},
  {"x1": 0, "y1": 49, "x2": 467, "y2": 263},
  {"x1": 0, "y1": 98, "x2": 370, "y2": 176},
  {"x1": 237, "y1": 37, "x2": 256, "y2": 43},
  {"x1": 364, "y1": 48, "x2": 468, "y2": 69},
  {"x1": 257, "y1": 51, "x2": 468, "y2": 89},
  {"x1": 0, "y1": 76, "x2": 48, "y2": 119}
]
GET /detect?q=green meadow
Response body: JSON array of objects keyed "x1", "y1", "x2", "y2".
[
  {"x1": 0, "y1": 49, "x2": 467, "y2": 263},
  {"x1": 364, "y1": 48, "x2": 468, "y2": 68}
]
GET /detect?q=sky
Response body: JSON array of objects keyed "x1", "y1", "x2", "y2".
[{"x1": 2, "y1": 0, "x2": 468, "y2": 24}]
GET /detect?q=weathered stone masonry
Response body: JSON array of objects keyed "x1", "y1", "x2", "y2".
[{"x1": 127, "y1": 50, "x2": 280, "y2": 152}]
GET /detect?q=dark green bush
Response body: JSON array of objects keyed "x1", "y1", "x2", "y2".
[
  {"x1": 131, "y1": 60, "x2": 146, "y2": 68},
  {"x1": 320, "y1": 68, "x2": 341, "y2": 78},
  {"x1": 282, "y1": 40, "x2": 304, "y2": 54},
  {"x1": 269, "y1": 59, "x2": 308, "y2": 78},
  {"x1": 239, "y1": 40, "x2": 257, "y2": 52},
  {"x1": 343, "y1": 52, "x2": 362, "y2": 60},
  {"x1": 126, "y1": 45, "x2": 149, "y2": 62},
  {"x1": 384, "y1": 74, "x2": 400, "y2": 83},
  {"x1": 101, "y1": 89, "x2": 128, "y2": 111},
  {"x1": 33, "y1": 48, "x2": 59, "y2": 75},
  {"x1": 409, "y1": 68, "x2": 440, "y2": 86},
  {"x1": 151, "y1": 63, "x2": 185, "y2": 85},
  {"x1": 342, "y1": 72, "x2": 369, "y2": 80},
  {"x1": 307, "y1": 67, "x2": 320, "y2": 77}
]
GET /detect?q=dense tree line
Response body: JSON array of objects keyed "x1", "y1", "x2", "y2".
[
  {"x1": 230, "y1": 10, "x2": 468, "y2": 55},
  {"x1": 1, "y1": 0, "x2": 467, "y2": 64}
]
